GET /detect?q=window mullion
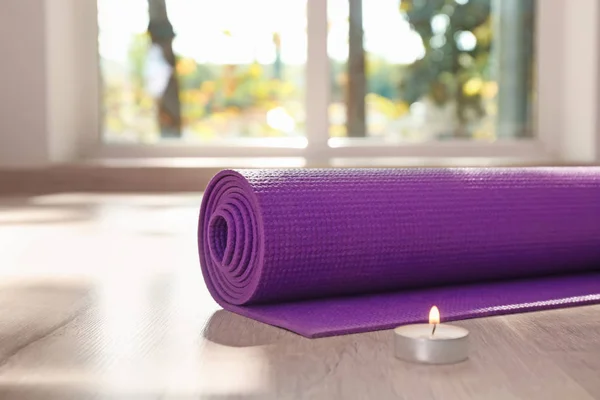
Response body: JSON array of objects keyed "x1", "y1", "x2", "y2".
[{"x1": 305, "y1": 0, "x2": 331, "y2": 163}]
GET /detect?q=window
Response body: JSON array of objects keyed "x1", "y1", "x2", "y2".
[
  {"x1": 94, "y1": 0, "x2": 593, "y2": 163},
  {"x1": 328, "y1": 0, "x2": 535, "y2": 142},
  {"x1": 99, "y1": 0, "x2": 308, "y2": 145}
]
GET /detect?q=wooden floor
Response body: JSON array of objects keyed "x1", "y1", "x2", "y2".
[{"x1": 0, "y1": 193, "x2": 599, "y2": 400}]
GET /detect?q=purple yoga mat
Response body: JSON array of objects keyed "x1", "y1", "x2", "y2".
[{"x1": 198, "y1": 168, "x2": 600, "y2": 338}]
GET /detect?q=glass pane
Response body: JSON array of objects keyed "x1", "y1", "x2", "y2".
[
  {"x1": 328, "y1": 0, "x2": 536, "y2": 141},
  {"x1": 98, "y1": 0, "x2": 307, "y2": 143}
]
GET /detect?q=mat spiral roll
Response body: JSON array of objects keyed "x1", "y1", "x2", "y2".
[{"x1": 198, "y1": 168, "x2": 600, "y2": 337}]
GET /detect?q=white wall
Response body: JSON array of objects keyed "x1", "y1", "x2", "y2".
[
  {"x1": 562, "y1": 0, "x2": 599, "y2": 162},
  {"x1": 0, "y1": 0, "x2": 50, "y2": 167},
  {"x1": 46, "y1": 0, "x2": 100, "y2": 165},
  {"x1": 0, "y1": 0, "x2": 98, "y2": 168}
]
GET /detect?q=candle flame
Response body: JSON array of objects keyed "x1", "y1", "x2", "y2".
[{"x1": 429, "y1": 306, "x2": 440, "y2": 325}]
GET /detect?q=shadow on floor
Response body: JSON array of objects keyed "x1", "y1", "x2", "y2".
[
  {"x1": 0, "y1": 206, "x2": 95, "y2": 226},
  {"x1": 202, "y1": 310, "x2": 292, "y2": 347}
]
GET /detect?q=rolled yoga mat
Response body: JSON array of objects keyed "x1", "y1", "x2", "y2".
[{"x1": 198, "y1": 168, "x2": 600, "y2": 338}]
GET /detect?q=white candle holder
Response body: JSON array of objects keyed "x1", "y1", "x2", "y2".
[
  {"x1": 393, "y1": 324, "x2": 469, "y2": 364},
  {"x1": 393, "y1": 306, "x2": 469, "y2": 365}
]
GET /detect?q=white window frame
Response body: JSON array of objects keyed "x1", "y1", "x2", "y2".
[{"x1": 0, "y1": 0, "x2": 597, "y2": 168}]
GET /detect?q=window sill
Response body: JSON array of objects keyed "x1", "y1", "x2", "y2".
[{"x1": 1, "y1": 157, "x2": 597, "y2": 195}]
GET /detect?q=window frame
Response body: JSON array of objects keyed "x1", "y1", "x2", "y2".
[{"x1": 76, "y1": 0, "x2": 599, "y2": 165}]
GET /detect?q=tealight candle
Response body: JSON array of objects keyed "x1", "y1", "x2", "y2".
[{"x1": 393, "y1": 306, "x2": 469, "y2": 365}]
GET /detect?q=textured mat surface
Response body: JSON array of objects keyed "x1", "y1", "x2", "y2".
[{"x1": 198, "y1": 168, "x2": 600, "y2": 337}]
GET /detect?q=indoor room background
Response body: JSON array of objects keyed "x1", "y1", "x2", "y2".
[{"x1": 0, "y1": 1, "x2": 599, "y2": 399}]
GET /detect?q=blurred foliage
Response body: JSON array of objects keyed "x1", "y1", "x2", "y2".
[
  {"x1": 400, "y1": 0, "x2": 493, "y2": 135},
  {"x1": 102, "y1": 0, "x2": 531, "y2": 141},
  {"x1": 103, "y1": 31, "x2": 304, "y2": 141}
]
